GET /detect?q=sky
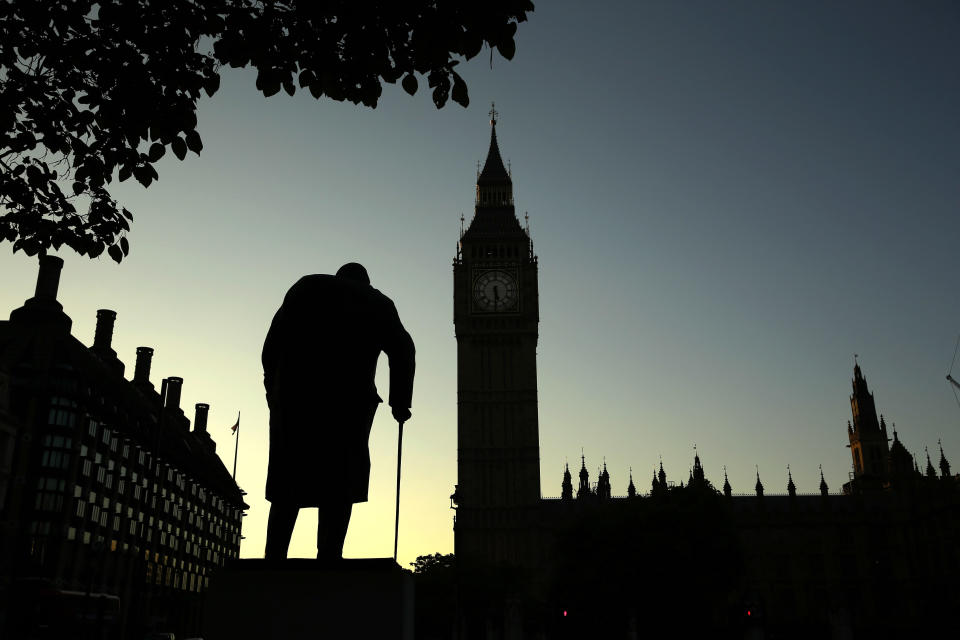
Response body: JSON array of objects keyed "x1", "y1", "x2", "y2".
[{"x1": 2, "y1": 1, "x2": 960, "y2": 566}]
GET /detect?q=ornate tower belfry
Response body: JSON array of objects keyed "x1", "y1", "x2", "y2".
[{"x1": 453, "y1": 107, "x2": 541, "y2": 569}]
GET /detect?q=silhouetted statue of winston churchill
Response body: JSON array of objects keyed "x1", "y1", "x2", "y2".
[{"x1": 262, "y1": 263, "x2": 415, "y2": 560}]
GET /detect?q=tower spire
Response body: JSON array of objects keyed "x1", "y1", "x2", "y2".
[
  {"x1": 723, "y1": 465, "x2": 732, "y2": 497},
  {"x1": 577, "y1": 449, "x2": 591, "y2": 499},
  {"x1": 561, "y1": 461, "x2": 573, "y2": 501},
  {"x1": 925, "y1": 446, "x2": 937, "y2": 478},
  {"x1": 939, "y1": 439, "x2": 952, "y2": 478},
  {"x1": 476, "y1": 102, "x2": 513, "y2": 208},
  {"x1": 787, "y1": 464, "x2": 796, "y2": 498},
  {"x1": 819, "y1": 464, "x2": 829, "y2": 496}
]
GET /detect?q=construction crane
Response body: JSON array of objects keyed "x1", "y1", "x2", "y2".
[{"x1": 949, "y1": 335, "x2": 960, "y2": 407}]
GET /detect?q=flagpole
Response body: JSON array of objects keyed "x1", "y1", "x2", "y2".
[{"x1": 232, "y1": 411, "x2": 240, "y2": 481}]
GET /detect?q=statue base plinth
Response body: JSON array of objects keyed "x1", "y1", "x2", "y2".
[{"x1": 203, "y1": 558, "x2": 414, "y2": 640}]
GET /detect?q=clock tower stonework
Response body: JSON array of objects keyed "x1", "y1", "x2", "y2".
[{"x1": 453, "y1": 109, "x2": 541, "y2": 569}]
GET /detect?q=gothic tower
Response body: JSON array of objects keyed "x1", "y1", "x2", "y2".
[
  {"x1": 453, "y1": 107, "x2": 541, "y2": 568},
  {"x1": 847, "y1": 361, "x2": 890, "y2": 486}
]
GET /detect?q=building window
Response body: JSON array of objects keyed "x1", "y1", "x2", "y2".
[
  {"x1": 101, "y1": 428, "x2": 111, "y2": 445},
  {"x1": 48, "y1": 407, "x2": 76, "y2": 427},
  {"x1": 88, "y1": 419, "x2": 98, "y2": 438},
  {"x1": 67, "y1": 526, "x2": 77, "y2": 541},
  {"x1": 35, "y1": 477, "x2": 66, "y2": 511},
  {"x1": 40, "y1": 434, "x2": 72, "y2": 470},
  {"x1": 75, "y1": 500, "x2": 85, "y2": 518}
]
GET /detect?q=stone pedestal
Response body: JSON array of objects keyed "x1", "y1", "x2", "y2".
[{"x1": 203, "y1": 558, "x2": 414, "y2": 640}]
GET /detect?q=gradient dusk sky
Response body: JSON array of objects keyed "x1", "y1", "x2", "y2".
[{"x1": 2, "y1": 1, "x2": 959, "y2": 566}]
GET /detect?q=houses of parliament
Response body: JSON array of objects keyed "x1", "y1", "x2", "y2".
[{"x1": 451, "y1": 109, "x2": 960, "y2": 639}]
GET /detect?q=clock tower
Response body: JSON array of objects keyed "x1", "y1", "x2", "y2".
[{"x1": 453, "y1": 107, "x2": 541, "y2": 569}]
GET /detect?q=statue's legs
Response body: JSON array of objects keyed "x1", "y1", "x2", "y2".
[
  {"x1": 317, "y1": 502, "x2": 353, "y2": 560},
  {"x1": 264, "y1": 502, "x2": 299, "y2": 560}
]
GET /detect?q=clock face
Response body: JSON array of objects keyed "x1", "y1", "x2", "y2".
[{"x1": 473, "y1": 270, "x2": 518, "y2": 312}]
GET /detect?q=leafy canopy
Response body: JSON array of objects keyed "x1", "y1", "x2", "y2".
[{"x1": 0, "y1": 0, "x2": 534, "y2": 262}]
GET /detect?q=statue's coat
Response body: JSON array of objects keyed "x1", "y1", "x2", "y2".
[{"x1": 262, "y1": 274, "x2": 415, "y2": 506}]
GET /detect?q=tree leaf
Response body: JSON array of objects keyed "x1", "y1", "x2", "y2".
[
  {"x1": 496, "y1": 37, "x2": 516, "y2": 61},
  {"x1": 133, "y1": 165, "x2": 153, "y2": 187},
  {"x1": 204, "y1": 74, "x2": 221, "y2": 97},
  {"x1": 107, "y1": 243, "x2": 123, "y2": 263},
  {"x1": 148, "y1": 143, "x2": 165, "y2": 162},
  {"x1": 402, "y1": 74, "x2": 418, "y2": 96},
  {"x1": 185, "y1": 130, "x2": 203, "y2": 154},
  {"x1": 451, "y1": 72, "x2": 469, "y2": 108},
  {"x1": 171, "y1": 137, "x2": 187, "y2": 161},
  {"x1": 120, "y1": 236, "x2": 129, "y2": 256}
]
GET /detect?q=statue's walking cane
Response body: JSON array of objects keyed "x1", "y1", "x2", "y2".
[{"x1": 393, "y1": 419, "x2": 405, "y2": 562}]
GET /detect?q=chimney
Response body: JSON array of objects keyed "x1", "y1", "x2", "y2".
[
  {"x1": 194, "y1": 403, "x2": 209, "y2": 433},
  {"x1": 93, "y1": 309, "x2": 117, "y2": 351},
  {"x1": 164, "y1": 377, "x2": 183, "y2": 411},
  {"x1": 134, "y1": 347, "x2": 154, "y2": 387},
  {"x1": 9, "y1": 255, "x2": 71, "y2": 331},
  {"x1": 34, "y1": 255, "x2": 64, "y2": 301},
  {"x1": 90, "y1": 309, "x2": 125, "y2": 376}
]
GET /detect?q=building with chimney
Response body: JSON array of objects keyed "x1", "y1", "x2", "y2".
[
  {"x1": 451, "y1": 111, "x2": 960, "y2": 639},
  {"x1": 0, "y1": 256, "x2": 247, "y2": 639}
]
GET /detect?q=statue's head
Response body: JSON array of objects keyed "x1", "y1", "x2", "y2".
[{"x1": 336, "y1": 262, "x2": 370, "y2": 285}]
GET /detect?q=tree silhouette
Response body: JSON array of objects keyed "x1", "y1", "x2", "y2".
[{"x1": 0, "y1": 1, "x2": 534, "y2": 261}]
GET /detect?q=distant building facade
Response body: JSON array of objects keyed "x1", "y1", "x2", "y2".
[
  {"x1": 0, "y1": 256, "x2": 247, "y2": 639},
  {"x1": 452, "y1": 114, "x2": 960, "y2": 638}
]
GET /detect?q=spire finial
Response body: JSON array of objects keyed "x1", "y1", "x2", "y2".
[{"x1": 489, "y1": 102, "x2": 498, "y2": 126}]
